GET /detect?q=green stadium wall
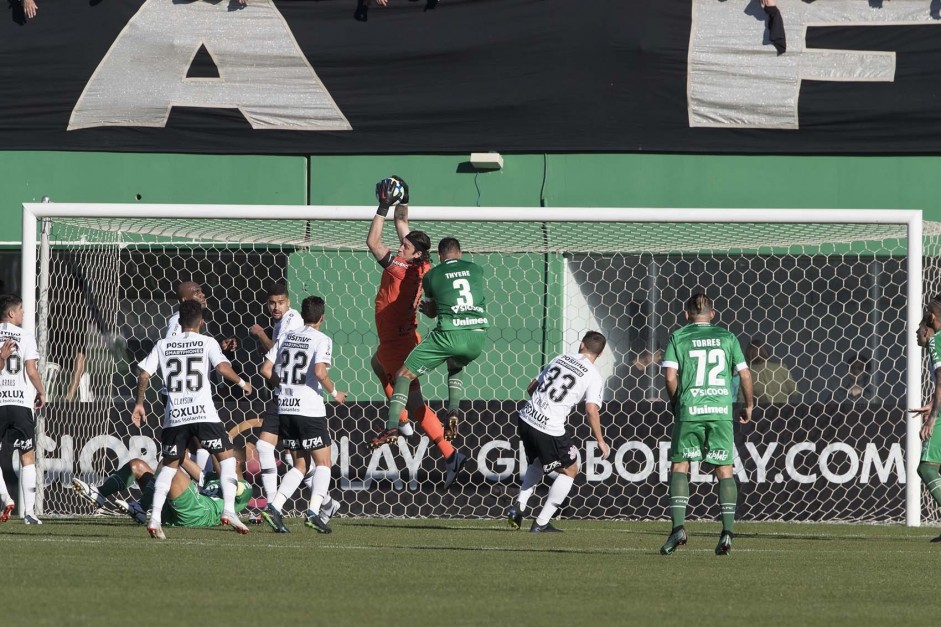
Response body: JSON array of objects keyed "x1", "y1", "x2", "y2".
[{"x1": 3, "y1": 151, "x2": 940, "y2": 401}]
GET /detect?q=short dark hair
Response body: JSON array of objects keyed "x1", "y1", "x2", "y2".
[
  {"x1": 685, "y1": 293, "x2": 713, "y2": 317},
  {"x1": 267, "y1": 283, "x2": 289, "y2": 299},
  {"x1": 438, "y1": 237, "x2": 461, "y2": 255},
  {"x1": 301, "y1": 296, "x2": 325, "y2": 324},
  {"x1": 405, "y1": 231, "x2": 431, "y2": 263},
  {"x1": 0, "y1": 294, "x2": 21, "y2": 320},
  {"x1": 929, "y1": 300, "x2": 941, "y2": 320},
  {"x1": 582, "y1": 330, "x2": 606, "y2": 356},
  {"x1": 178, "y1": 300, "x2": 203, "y2": 329}
]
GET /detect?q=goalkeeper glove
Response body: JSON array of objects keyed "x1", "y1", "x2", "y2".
[
  {"x1": 389, "y1": 175, "x2": 409, "y2": 204},
  {"x1": 375, "y1": 177, "x2": 406, "y2": 217}
]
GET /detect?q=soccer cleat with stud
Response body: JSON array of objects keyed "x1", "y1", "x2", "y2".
[
  {"x1": 221, "y1": 511, "x2": 250, "y2": 535},
  {"x1": 443, "y1": 450, "x2": 467, "y2": 489},
  {"x1": 304, "y1": 509, "x2": 332, "y2": 534},
  {"x1": 530, "y1": 521, "x2": 562, "y2": 533},
  {"x1": 147, "y1": 522, "x2": 166, "y2": 540},
  {"x1": 24, "y1": 513, "x2": 42, "y2": 525},
  {"x1": 320, "y1": 499, "x2": 341, "y2": 525},
  {"x1": 261, "y1": 504, "x2": 289, "y2": 533},
  {"x1": 369, "y1": 427, "x2": 399, "y2": 450},
  {"x1": 931, "y1": 533, "x2": 941, "y2": 544},
  {"x1": 72, "y1": 478, "x2": 105, "y2": 507},
  {"x1": 0, "y1": 501, "x2": 14, "y2": 523},
  {"x1": 715, "y1": 530, "x2": 734, "y2": 556},
  {"x1": 444, "y1": 411, "x2": 460, "y2": 442},
  {"x1": 660, "y1": 526, "x2": 688, "y2": 555},
  {"x1": 506, "y1": 504, "x2": 523, "y2": 530}
]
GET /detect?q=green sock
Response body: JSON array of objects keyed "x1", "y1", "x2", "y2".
[
  {"x1": 669, "y1": 471, "x2": 689, "y2": 529},
  {"x1": 718, "y1": 477, "x2": 737, "y2": 533},
  {"x1": 99, "y1": 463, "x2": 135, "y2": 497},
  {"x1": 386, "y1": 376, "x2": 411, "y2": 429},
  {"x1": 918, "y1": 463, "x2": 941, "y2": 507},
  {"x1": 446, "y1": 367, "x2": 464, "y2": 414}
]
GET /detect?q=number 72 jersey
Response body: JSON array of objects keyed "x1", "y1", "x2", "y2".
[
  {"x1": 518, "y1": 353, "x2": 603, "y2": 437},
  {"x1": 662, "y1": 322, "x2": 747, "y2": 422}
]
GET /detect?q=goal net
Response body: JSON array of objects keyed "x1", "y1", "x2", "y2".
[{"x1": 13, "y1": 204, "x2": 940, "y2": 525}]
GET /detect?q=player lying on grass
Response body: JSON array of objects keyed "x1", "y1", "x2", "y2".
[{"x1": 73, "y1": 456, "x2": 253, "y2": 530}]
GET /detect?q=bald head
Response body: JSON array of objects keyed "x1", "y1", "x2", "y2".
[
  {"x1": 927, "y1": 300, "x2": 941, "y2": 331},
  {"x1": 177, "y1": 282, "x2": 207, "y2": 308}
]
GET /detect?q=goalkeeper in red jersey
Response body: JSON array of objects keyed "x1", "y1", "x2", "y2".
[{"x1": 365, "y1": 176, "x2": 466, "y2": 488}]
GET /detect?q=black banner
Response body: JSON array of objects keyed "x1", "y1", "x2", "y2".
[
  {"x1": 4, "y1": 0, "x2": 941, "y2": 154},
  {"x1": 3, "y1": 400, "x2": 909, "y2": 522}
]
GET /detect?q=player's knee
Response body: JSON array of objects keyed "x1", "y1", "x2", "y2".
[
  {"x1": 128, "y1": 458, "x2": 151, "y2": 477},
  {"x1": 918, "y1": 461, "x2": 939, "y2": 482}
]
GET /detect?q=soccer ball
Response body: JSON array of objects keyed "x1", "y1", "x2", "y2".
[{"x1": 387, "y1": 178, "x2": 405, "y2": 204}]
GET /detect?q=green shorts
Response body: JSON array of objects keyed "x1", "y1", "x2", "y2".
[
  {"x1": 403, "y1": 329, "x2": 487, "y2": 376},
  {"x1": 922, "y1": 427, "x2": 941, "y2": 464},
  {"x1": 163, "y1": 482, "x2": 222, "y2": 528},
  {"x1": 669, "y1": 420, "x2": 735, "y2": 466}
]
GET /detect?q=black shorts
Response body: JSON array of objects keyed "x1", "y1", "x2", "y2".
[
  {"x1": 261, "y1": 398, "x2": 280, "y2": 435},
  {"x1": 518, "y1": 419, "x2": 577, "y2": 474},
  {"x1": 0, "y1": 405, "x2": 35, "y2": 452},
  {"x1": 280, "y1": 414, "x2": 331, "y2": 451},
  {"x1": 161, "y1": 422, "x2": 232, "y2": 461}
]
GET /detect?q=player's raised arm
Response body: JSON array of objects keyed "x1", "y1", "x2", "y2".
[{"x1": 367, "y1": 176, "x2": 407, "y2": 261}]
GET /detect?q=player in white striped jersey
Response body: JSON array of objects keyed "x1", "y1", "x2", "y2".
[
  {"x1": 134, "y1": 300, "x2": 253, "y2": 539},
  {"x1": 259, "y1": 296, "x2": 346, "y2": 534},
  {"x1": 506, "y1": 331, "x2": 609, "y2": 533},
  {"x1": 164, "y1": 281, "x2": 236, "y2": 478},
  {"x1": 0, "y1": 295, "x2": 47, "y2": 525},
  {"x1": 250, "y1": 283, "x2": 306, "y2": 507}
]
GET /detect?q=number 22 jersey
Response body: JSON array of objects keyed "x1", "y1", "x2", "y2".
[
  {"x1": 138, "y1": 332, "x2": 228, "y2": 428},
  {"x1": 265, "y1": 327, "x2": 333, "y2": 418},
  {"x1": 518, "y1": 353, "x2": 603, "y2": 437}
]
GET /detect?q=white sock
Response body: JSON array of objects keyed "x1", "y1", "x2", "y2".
[
  {"x1": 0, "y1": 468, "x2": 12, "y2": 505},
  {"x1": 399, "y1": 421, "x2": 414, "y2": 437},
  {"x1": 517, "y1": 460, "x2": 543, "y2": 512},
  {"x1": 194, "y1": 449, "x2": 211, "y2": 484},
  {"x1": 21, "y1": 464, "x2": 36, "y2": 516},
  {"x1": 272, "y1": 468, "x2": 305, "y2": 512},
  {"x1": 256, "y1": 439, "x2": 279, "y2": 503},
  {"x1": 536, "y1": 474, "x2": 574, "y2": 526},
  {"x1": 149, "y1": 466, "x2": 177, "y2": 525},
  {"x1": 219, "y1": 457, "x2": 238, "y2": 514},
  {"x1": 308, "y1": 465, "x2": 331, "y2": 514}
]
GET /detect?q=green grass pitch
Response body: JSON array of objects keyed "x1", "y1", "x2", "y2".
[{"x1": 1, "y1": 517, "x2": 936, "y2": 627}]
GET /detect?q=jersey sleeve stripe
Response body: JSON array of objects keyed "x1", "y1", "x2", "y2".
[{"x1": 661, "y1": 360, "x2": 679, "y2": 369}]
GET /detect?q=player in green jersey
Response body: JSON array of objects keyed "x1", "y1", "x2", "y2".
[
  {"x1": 660, "y1": 293, "x2": 753, "y2": 556},
  {"x1": 911, "y1": 301, "x2": 941, "y2": 541},
  {"x1": 369, "y1": 237, "x2": 489, "y2": 486},
  {"x1": 72, "y1": 456, "x2": 252, "y2": 529}
]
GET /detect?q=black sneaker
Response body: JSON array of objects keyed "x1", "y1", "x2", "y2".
[
  {"x1": 506, "y1": 504, "x2": 523, "y2": 530},
  {"x1": 369, "y1": 427, "x2": 399, "y2": 450},
  {"x1": 261, "y1": 504, "x2": 289, "y2": 533},
  {"x1": 715, "y1": 530, "x2": 734, "y2": 556},
  {"x1": 443, "y1": 450, "x2": 467, "y2": 489},
  {"x1": 660, "y1": 526, "x2": 688, "y2": 555},
  {"x1": 530, "y1": 521, "x2": 562, "y2": 533},
  {"x1": 304, "y1": 509, "x2": 332, "y2": 534}
]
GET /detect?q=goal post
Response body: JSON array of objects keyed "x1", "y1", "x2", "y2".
[{"x1": 17, "y1": 202, "x2": 931, "y2": 525}]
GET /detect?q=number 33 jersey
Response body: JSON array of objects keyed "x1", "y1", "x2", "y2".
[
  {"x1": 519, "y1": 353, "x2": 603, "y2": 436},
  {"x1": 138, "y1": 332, "x2": 228, "y2": 427},
  {"x1": 265, "y1": 327, "x2": 333, "y2": 418}
]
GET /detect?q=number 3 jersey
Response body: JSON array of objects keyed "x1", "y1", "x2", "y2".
[
  {"x1": 519, "y1": 353, "x2": 603, "y2": 436},
  {"x1": 662, "y1": 322, "x2": 747, "y2": 422},
  {"x1": 138, "y1": 332, "x2": 228, "y2": 428},
  {"x1": 0, "y1": 322, "x2": 39, "y2": 409},
  {"x1": 265, "y1": 327, "x2": 333, "y2": 418}
]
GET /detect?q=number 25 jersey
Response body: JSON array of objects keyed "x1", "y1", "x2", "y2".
[
  {"x1": 518, "y1": 353, "x2": 603, "y2": 437},
  {"x1": 138, "y1": 332, "x2": 228, "y2": 428}
]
